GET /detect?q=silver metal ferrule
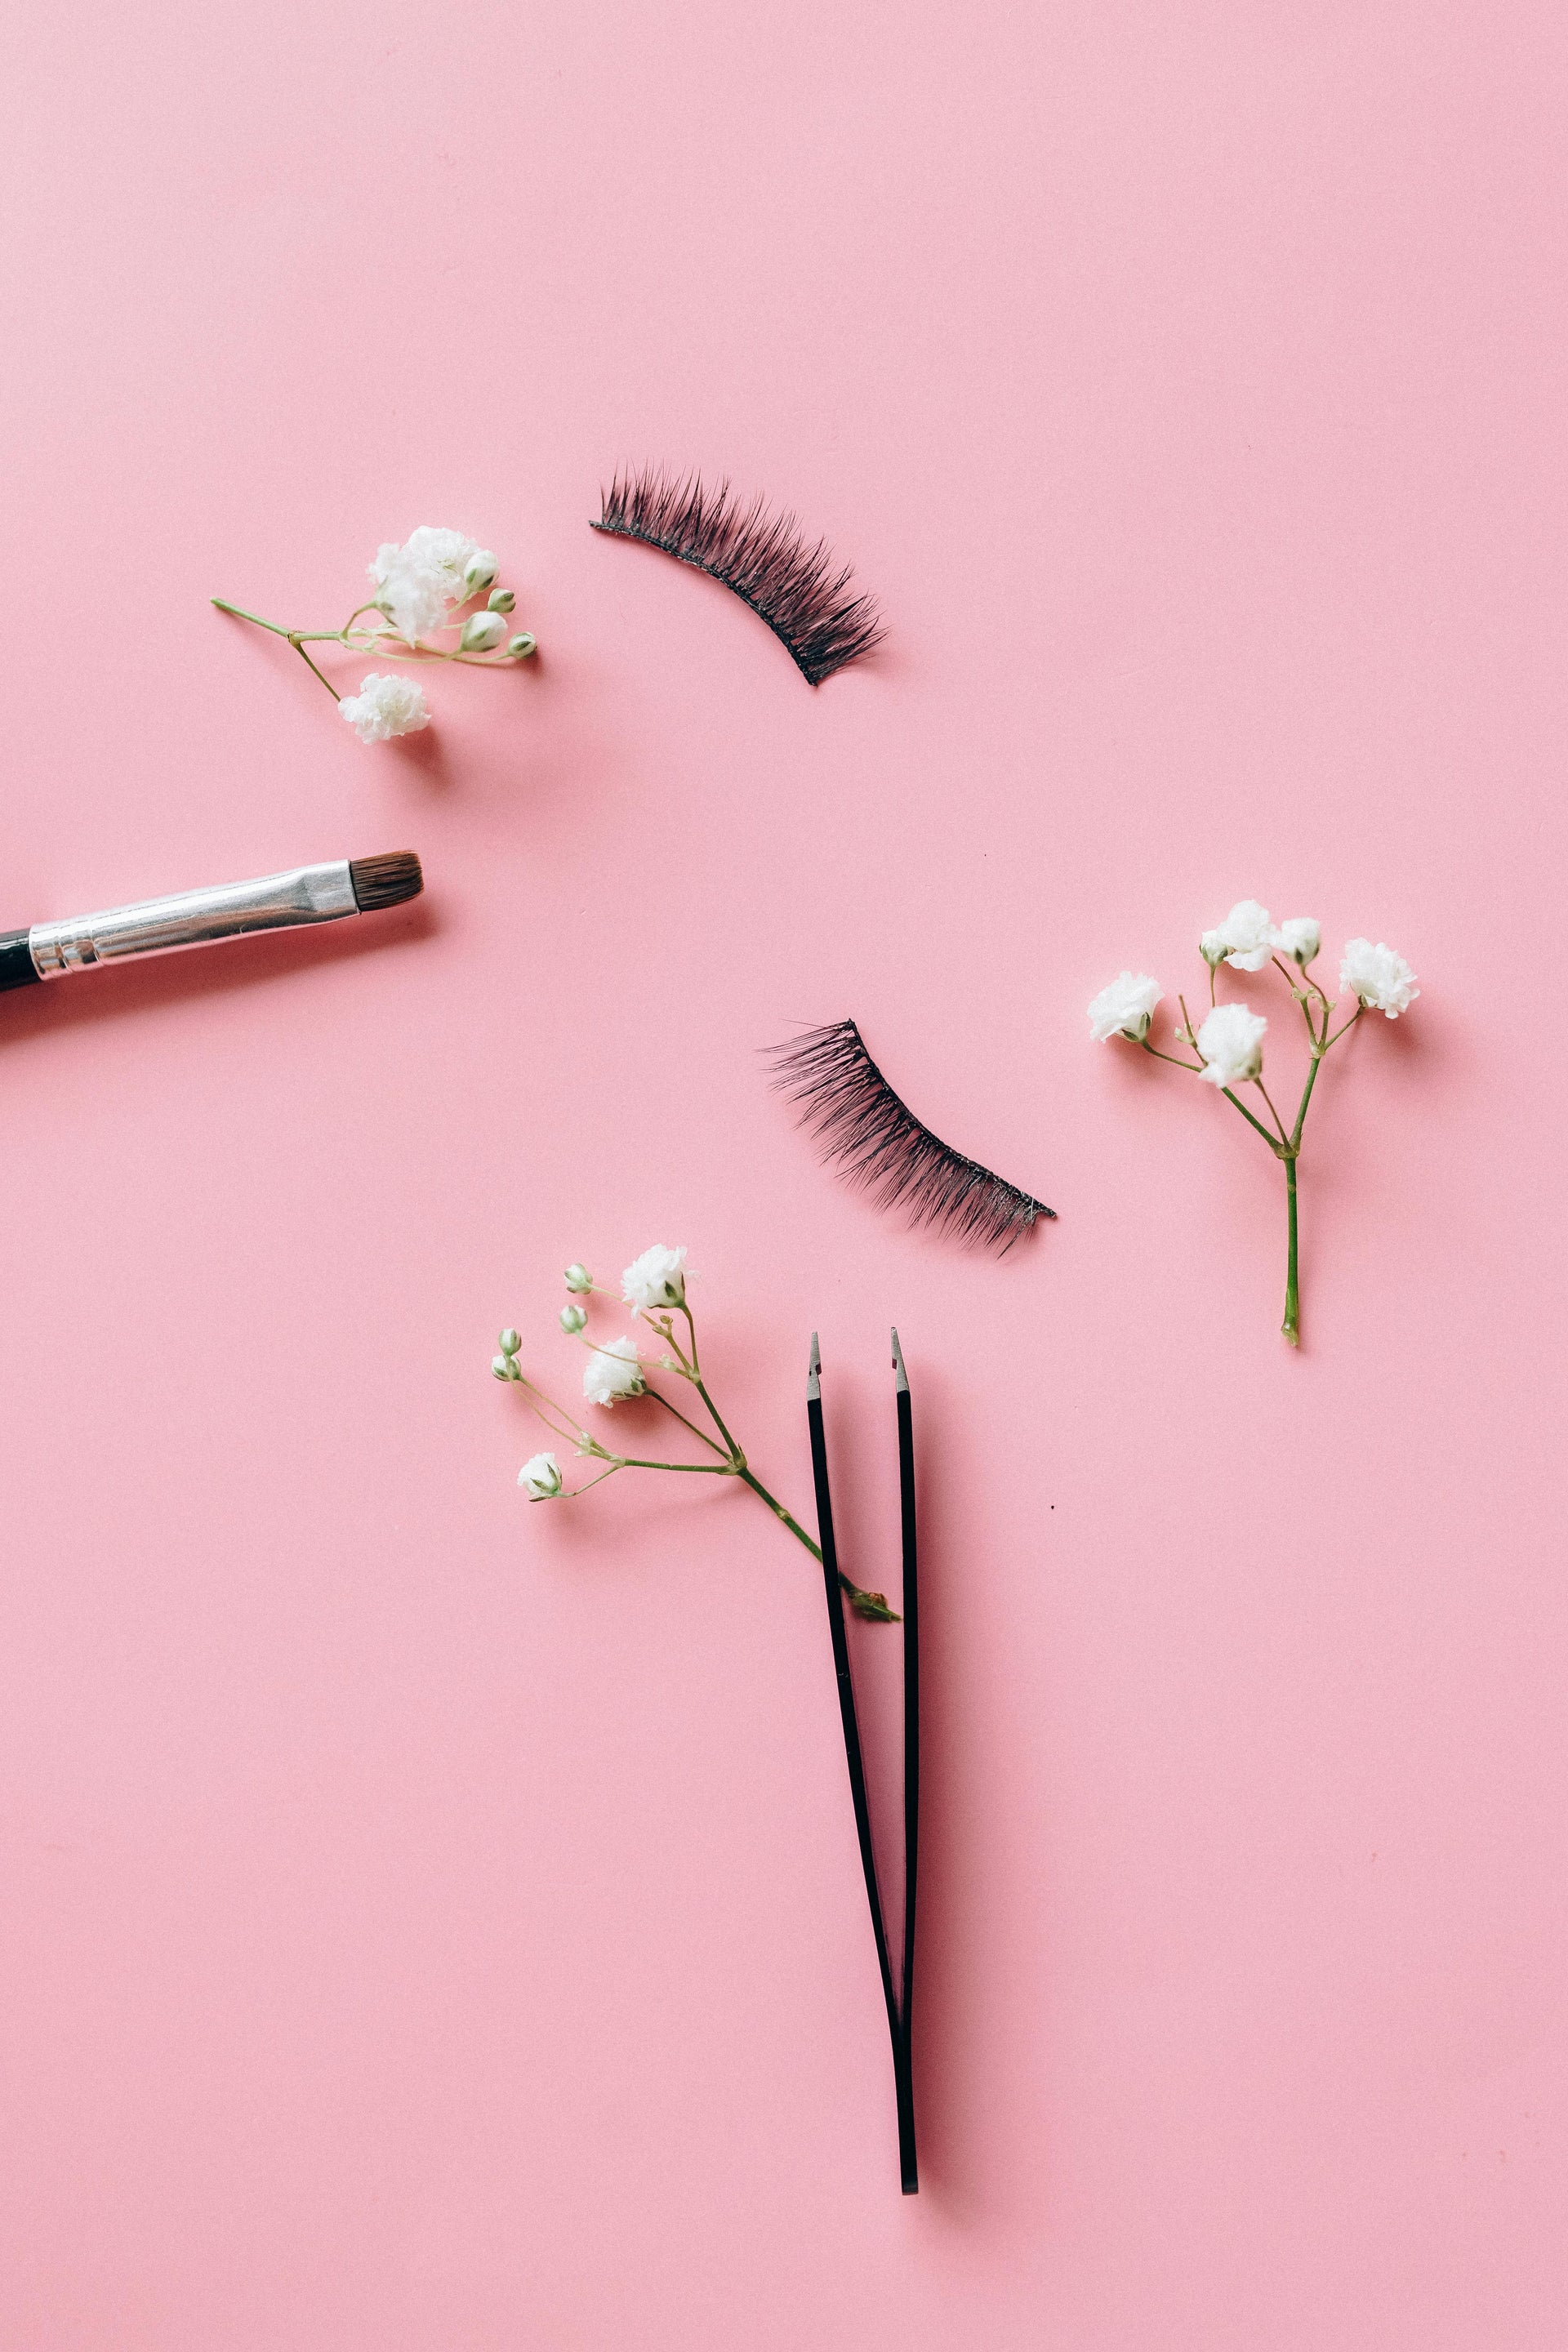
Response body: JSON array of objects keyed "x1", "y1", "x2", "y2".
[{"x1": 29, "y1": 860, "x2": 359, "y2": 978}]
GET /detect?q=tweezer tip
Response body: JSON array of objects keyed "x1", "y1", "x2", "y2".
[
  {"x1": 808, "y1": 1331, "x2": 821, "y2": 1399},
  {"x1": 891, "y1": 1328, "x2": 908, "y2": 1392}
]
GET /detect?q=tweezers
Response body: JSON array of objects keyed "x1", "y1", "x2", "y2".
[{"x1": 806, "y1": 1329, "x2": 920, "y2": 2194}]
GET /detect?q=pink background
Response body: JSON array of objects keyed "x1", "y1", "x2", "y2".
[{"x1": 2, "y1": 5, "x2": 1564, "y2": 2345}]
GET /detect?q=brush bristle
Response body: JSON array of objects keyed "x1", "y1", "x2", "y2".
[{"x1": 349, "y1": 852, "x2": 423, "y2": 913}]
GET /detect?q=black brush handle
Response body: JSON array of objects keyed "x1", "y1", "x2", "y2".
[
  {"x1": 807, "y1": 1382, "x2": 918, "y2": 2194},
  {"x1": 0, "y1": 930, "x2": 41, "y2": 992}
]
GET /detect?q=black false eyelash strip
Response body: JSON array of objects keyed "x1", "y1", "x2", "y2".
[
  {"x1": 767, "y1": 1019, "x2": 1054, "y2": 1251},
  {"x1": 592, "y1": 470, "x2": 884, "y2": 684}
]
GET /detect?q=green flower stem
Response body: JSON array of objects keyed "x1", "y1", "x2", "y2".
[
  {"x1": 211, "y1": 597, "x2": 292, "y2": 635},
  {"x1": 1282, "y1": 1153, "x2": 1301, "y2": 1346},
  {"x1": 733, "y1": 1466, "x2": 898, "y2": 1620},
  {"x1": 615, "y1": 1456, "x2": 734, "y2": 1474},
  {"x1": 733, "y1": 1464, "x2": 822, "y2": 1559},
  {"x1": 1254, "y1": 1079, "x2": 1294, "y2": 1149},
  {"x1": 646, "y1": 1386, "x2": 728, "y2": 1456},
  {"x1": 212, "y1": 600, "x2": 341, "y2": 700},
  {"x1": 290, "y1": 641, "x2": 341, "y2": 702},
  {"x1": 560, "y1": 1465, "x2": 623, "y2": 1498},
  {"x1": 1219, "y1": 1085, "x2": 1285, "y2": 1151},
  {"x1": 689, "y1": 1375, "x2": 895, "y2": 1616}
]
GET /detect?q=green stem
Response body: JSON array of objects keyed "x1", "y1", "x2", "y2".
[
  {"x1": 1283, "y1": 1152, "x2": 1300, "y2": 1347},
  {"x1": 1290, "y1": 1051, "x2": 1324, "y2": 1150},
  {"x1": 560, "y1": 1465, "x2": 623, "y2": 1498},
  {"x1": 289, "y1": 638, "x2": 341, "y2": 702},
  {"x1": 617, "y1": 1457, "x2": 735, "y2": 1475},
  {"x1": 1220, "y1": 1086, "x2": 1286, "y2": 1152},
  {"x1": 733, "y1": 1466, "x2": 898, "y2": 1621},
  {"x1": 1254, "y1": 1079, "x2": 1293, "y2": 1149},
  {"x1": 691, "y1": 1374, "x2": 743, "y2": 1460},
  {"x1": 734, "y1": 1465, "x2": 821, "y2": 1559},
  {"x1": 1321, "y1": 1005, "x2": 1365, "y2": 1053},
  {"x1": 211, "y1": 598, "x2": 292, "y2": 635},
  {"x1": 646, "y1": 1383, "x2": 728, "y2": 1456}
]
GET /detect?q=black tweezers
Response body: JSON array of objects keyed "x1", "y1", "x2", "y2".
[{"x1": 806, "y1": 1330, "x2": 920, "y2": 2194}]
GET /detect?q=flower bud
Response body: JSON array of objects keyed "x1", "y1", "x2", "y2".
[
  {"x1": 1276, "y1": 917, "x2": 1321, "y2": 966},
  {"x1": 1199, "y1": 929, "x2": 1227, "y2": 968},
  {"x1": 1086, "y1": 973, "x2": 1161, "y2": 1045},
  {"x1": 559, "y1": 1304, "x2": 587, "y2": 1334},
  {"x1": 464, "y1": 550, "x2": 499, "y2": 595},
  {"x1": 564, "y1": 1263, "x2": 593, "y2": 1293},
  {"x1": 519, "y1": 1450, "x2": 564, "y2": 1499},
  {"x1": 508, "y1": 631, "x2": 537, "y2": 659},
  {"x1": 498, "y1": 1328, "x2": 520, "y2": 1357},
  {"x1": 487, "y1": 587, "x2": 515, "y2": 613},
  {"x1": 491, "y1": 1354, "x2": 511, "y2": 1380},
  {"x1": 460, "y1": 611, "x2": 508, "y2": 653}
]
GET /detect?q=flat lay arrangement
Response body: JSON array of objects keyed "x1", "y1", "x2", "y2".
[
  {"x1": 9, "y1": 509, "x2": 1429, "y2": 2202},
  {"x1": 18, "y1": 15, "x2": 1553, "y2": 2348}
]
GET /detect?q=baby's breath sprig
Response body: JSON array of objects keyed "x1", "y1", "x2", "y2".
[
  {"x1": 1089, "y1": 902, "x2": 1419, "y2": 1346},
  {"x1": 494, "y1": 1244, "x2": 898, "y2": 1621},
  {"x1": 213, "y1": 525, "x2": 537, "y2": 743}
]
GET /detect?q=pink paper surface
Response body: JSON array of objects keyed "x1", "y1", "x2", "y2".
[{"x1": 2, "y1": 6, "x2": 1565, "y2": 2345}]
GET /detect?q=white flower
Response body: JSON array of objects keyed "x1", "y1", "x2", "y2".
[
  {"x1": 1200, "y1": 929, "x2": 1227, "y2": 967},
  {"x1": 1207, "y1": 899, "x2": 1279, "y2": 972},
  {"x1": 460, "y1": 610, "x2": 508, "y2": 653},
  {"x1": 338, "y1": 672, "x2": 432, "y2": 744},
  {"x1": 1339, "y1": 938, "x2": 1419, "y2": 1018},
  {"x1": 564, "y1": 1263, "x2": 593, "y2": 1293},
  {"x1": 1277, "y1": 917, "x2": 1321, "y2": 966},
  {"x1": 621, "y1": 1244, "x2": 688, "y2": 1315},
  {"x1": 464, "y1": 550, "x2": 499, "y2": 595},
  {"x1": 1087, "y1": 971, "x2": 1163, "y2": 1044},
  {"x1": 583, "y1": 1334, "x2": 645, "y2": 1407},
  {"x1": 369, "y1": 525, "x2": 481, "y2": 644},
  {"x1": 519, "y1": 1451, "x2": 564, "y2": 1499},
  {"x1": 1196, "y1": 1000, "x2": 1267, "y2": 1087},
  {"x1": 559, "y1": 1304, "x2": 587, "y2": 1334}
]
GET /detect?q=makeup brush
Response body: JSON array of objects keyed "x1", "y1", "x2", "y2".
[{"x1": 0, "y1": 854, "x2": 422, "y2": 993}]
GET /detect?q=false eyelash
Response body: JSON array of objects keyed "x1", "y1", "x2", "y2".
[
  {"x1": 591, "y1": 470, "x2": 884, "y2": 685},
  {"x1": 766, "y1": 1020, "x2": 1054, "y2": 1251}
]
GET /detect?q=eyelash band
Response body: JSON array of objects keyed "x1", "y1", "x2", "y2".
[
  {"x1": 591, "y1": 470, "x2": 884, "y2": 684},
  {"x1": 766, "y1": 1020, "x2": 1054, "y2": 1251}
]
